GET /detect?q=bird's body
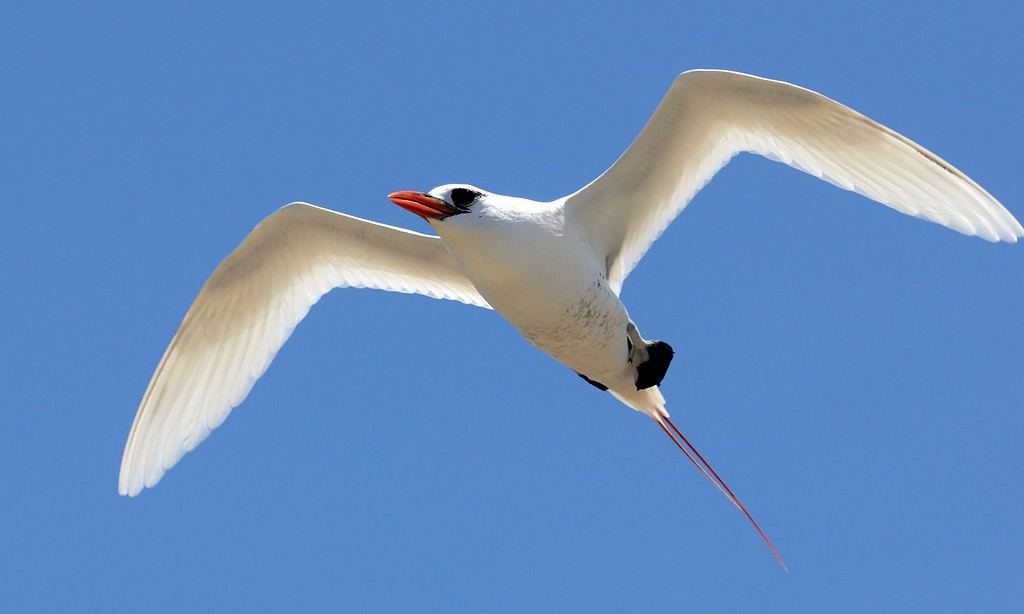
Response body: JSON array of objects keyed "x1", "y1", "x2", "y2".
[
  {"x1": 431, "y1": 193, "x2": 660, "y2": 413},
  {"x1": 119, "y1": 69, "x2": 1022, "y2": 566}
]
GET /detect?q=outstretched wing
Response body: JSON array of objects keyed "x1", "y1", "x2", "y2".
[
  {"x1": 566, "y1": 70, "x2": 1022, "y2": 292},
  {"x1": 119, "y1": 203, "x2": 489, "y2": 496}
]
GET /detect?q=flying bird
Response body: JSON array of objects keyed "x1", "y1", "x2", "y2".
[{"x1": 119, "y1": 70, "x2": 1021, "y2": 567}]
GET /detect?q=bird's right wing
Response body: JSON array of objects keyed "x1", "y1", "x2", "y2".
[
  {"x1": 567, "y1": 70, "x2": 1022, "y2": 293},
  {"x1": 119, "y1": 203, "x2": 489, "y2": 497}
]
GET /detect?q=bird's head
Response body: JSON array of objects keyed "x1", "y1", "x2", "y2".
[
  {"x1": 388, "y1": 184, "x2": 492, "y2": 223},
  {"x1": 388, "y1": 184, "x2": 552, "y2": 259}
]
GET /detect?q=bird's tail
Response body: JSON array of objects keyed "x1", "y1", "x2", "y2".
[
  {"x1": 611, "y1": 385, "x2": 786, "y2": 569},
  {"x1": 610, "y1": 385, "x2": 668, "y2": 420}
]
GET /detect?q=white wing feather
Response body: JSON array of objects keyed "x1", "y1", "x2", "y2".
[
  {"x1": 119, "y1": 203, "x2": 489, "y2": 496},
  {"x1": 567, "y1": 70, "x2": 1022, "y2": 292}
]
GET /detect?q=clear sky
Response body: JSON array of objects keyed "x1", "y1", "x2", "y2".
[{"x1": 2, "y1": 2, "x2": 1021, "y2": 612}]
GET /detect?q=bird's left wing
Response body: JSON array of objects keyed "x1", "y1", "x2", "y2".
[
  {"x1": 119, "y1": 203, "x2": 489, "y2": 496},
  {"x1": 566, "y1": 70, "x2": 1022, "y2": 293}
]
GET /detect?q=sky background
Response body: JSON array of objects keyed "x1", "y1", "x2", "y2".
[{"x1": 2, "y1": 2, "x2": 1022, "y2": 612}]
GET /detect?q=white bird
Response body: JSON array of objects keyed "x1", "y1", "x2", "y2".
[{"x1": 119, "y1": 70, "x2": 1021, "y2": 567}]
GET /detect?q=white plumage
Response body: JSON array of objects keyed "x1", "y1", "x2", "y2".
[
  {"x1": 119, "y1": 204, "x2": 489, "y2": 497},
  {"x1": 120, "y1": 70, "x2": 1020, "y2": 567},
  {"x1": 569, "y1": 71, "x2": 1020, "y2": 294}
]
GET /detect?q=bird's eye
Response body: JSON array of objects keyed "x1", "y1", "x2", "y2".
[{"x1": 449, "y1": 188, "x2": 479, "y2": 209}]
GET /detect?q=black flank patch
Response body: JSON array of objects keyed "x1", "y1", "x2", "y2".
[
  {"x1": 635, "y1": 340, "x2": 674, "y2": 390},
  {"x1": 576, "y1": 372, "x2": 609, "y2": 391}
]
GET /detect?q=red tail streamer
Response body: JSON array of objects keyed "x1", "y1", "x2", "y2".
[{"x1": 658, "y1": 415, "x2": 787, "y2": 571}]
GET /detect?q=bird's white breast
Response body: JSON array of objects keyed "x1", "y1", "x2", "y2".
[{"x1": 434, "y1": 200, "x2": 629, "y2": 379}]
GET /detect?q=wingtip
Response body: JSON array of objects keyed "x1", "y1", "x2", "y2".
[
  {"x1": 991, "y1": 213, "x2": 1023, "y2": 243},
  {"x1": 117, "y1": 475, "x2": 136, "y2": 497},
  {"x1": 1009, "y1": 221, "x2": 1024, "y2": 243},
  {"x1": 118, "y1": 461, "x2": 149, "y2": 497},
  {"x1": 991, "y1": 224, "x2": 1022, "y2": 244},
  {"x1": 117, "y1": 466, "x2": 130, "y2": 497}
]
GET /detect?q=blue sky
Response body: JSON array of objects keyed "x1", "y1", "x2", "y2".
[{"x1": 2, "y1": 2, "x2": 1022, "y2": 611}]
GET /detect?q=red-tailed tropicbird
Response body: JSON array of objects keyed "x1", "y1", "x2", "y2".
[{"x1": 119, "y1": 70, "x2": 1022, "y2": 567}]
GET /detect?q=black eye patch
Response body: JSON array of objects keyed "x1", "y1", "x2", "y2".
[{"x1": 450, "y1": 188, "x2": 479, "y2": 209}]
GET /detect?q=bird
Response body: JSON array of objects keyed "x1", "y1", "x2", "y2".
[{"x1": 119, "y1": 69, "x2": 1021, "y2": 568}]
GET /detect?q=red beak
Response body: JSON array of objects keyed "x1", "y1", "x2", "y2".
[{"x1": 388, "y1": 191, "x2": 457, "y2": 220}]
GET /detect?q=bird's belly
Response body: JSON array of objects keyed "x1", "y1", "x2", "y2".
[
  {"x1": 439, "y1": 219, "x2": 630, "y2": 382},
  {"x1": 488, "y1": 274, "x2": 630, "y2": 381}
]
